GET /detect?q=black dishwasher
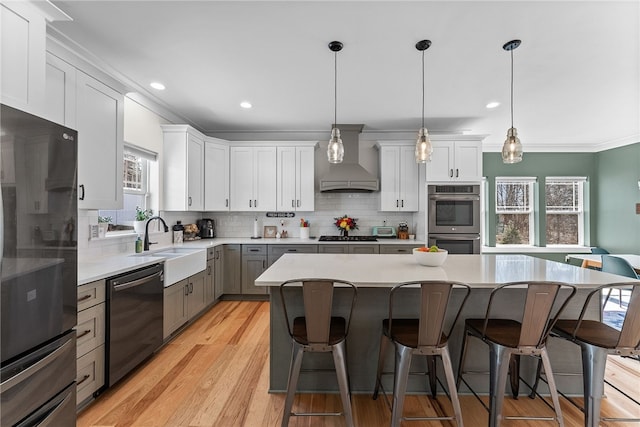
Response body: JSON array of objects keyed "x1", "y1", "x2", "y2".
[{"x1": 106, "y1": 263, "x2": 164, "y2": 387}]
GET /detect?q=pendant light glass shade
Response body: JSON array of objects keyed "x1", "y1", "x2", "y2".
[
  {"x1": 327, "y1": 127, "x2": 344, "y2": 163},
  {"x1": 415, "y1": 40, "x2": 432, "y2": 163},
  {"x1": 501, "y1": 40, "x2": 523, "y2": 164},
  {"x1": 502, "y1": 127, "x2": 522, "y2": 163},
  {"x1": 415, "y1": 127, "x2": 432, "y2": 163},
  {"x1": 327, "y1": 41, "x2": 344, "y2": 163}
]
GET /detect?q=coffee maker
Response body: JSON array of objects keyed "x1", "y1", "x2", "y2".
[{"x1": 197, "y1": 218, "x2": 215, "y2": 238}]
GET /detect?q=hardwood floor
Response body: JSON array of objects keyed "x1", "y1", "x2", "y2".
[{"x1": 78, "y1": 301, "x2": 639, "y2": 427}]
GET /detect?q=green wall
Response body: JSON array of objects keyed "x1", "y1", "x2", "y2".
[
  {"x1": 595, "y1": 143, "x2": 640, "y2": 253},
  {"x1": 483, "y1": 152, "x2": 597, "y2": 247}
]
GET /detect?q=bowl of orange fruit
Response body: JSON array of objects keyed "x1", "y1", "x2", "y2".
[{"x1": 413, "y1": 245, "x2": 448, "y2": 266}]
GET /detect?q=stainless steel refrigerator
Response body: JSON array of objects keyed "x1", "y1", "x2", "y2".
[{"x1": 1, "y1": 104, "x2": 77, "y2": 426}]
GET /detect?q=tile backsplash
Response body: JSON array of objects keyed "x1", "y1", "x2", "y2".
[{"x1": 78, "y1": 191, "x2": 426, "y2": 261}]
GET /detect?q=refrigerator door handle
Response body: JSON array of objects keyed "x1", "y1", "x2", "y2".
[{"x1": 0, "y1": 337, "x2": 74, "y2": 393}]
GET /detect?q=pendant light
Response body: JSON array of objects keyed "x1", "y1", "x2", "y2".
[
  {"x1": 327, "y1": 41, "x2": 344, "y2": 163},
  {"x1": 501, "y1": 39, "x2": 523, "y2": 164},
  {"x1": 415, "y1": 40, "x2": 433, "y2": 163}
]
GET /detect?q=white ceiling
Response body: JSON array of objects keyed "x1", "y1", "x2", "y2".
[{"x1": 48, "y1": 1, "x2": 640, "y2": 151}]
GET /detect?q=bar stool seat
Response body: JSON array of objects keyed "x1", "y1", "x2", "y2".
[
  {"x1": 279, "y1": 278, "x2": 357, "y2": 427},
  {"x1": 457, "y1": 281, "x2": 576, "y2": 427},
  {"x1": 373, "y1": 280, "x2": 471, "y2": 427}
]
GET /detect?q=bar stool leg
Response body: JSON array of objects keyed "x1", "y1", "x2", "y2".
[
  {"x1": 281, "y1": 343, "x2": 304, "y2": 427},
  {"x1": 441, "y1": 347, "x2": 465, "y2": 427},
  {"x1": 332, "y1": 341, "x2": 354, "y2": 427},
  {"x1": 509, "y1": 354, "x2": 520, "y2": 398},
  {"x1": 580, "y1": 343, "x2": 608, "y2": 427},
  {"x1": 456, "y1": 329, "x2": 470, "y2": 390},
  {"x1": 391, "y1": 344, "x2": 413, "y2": 427},
  {"x1": 540, "y1": 348, "x2": 564, "y2": 427},
  {"x1": 373, "y1": 333, "x2": 390, "y2": 399},
  {"x1": 427, "y1": 355, "x2": 437, "y2": 398},
  {"x1": 488, "y1": 344, "x2": 511, "y2": 427}
]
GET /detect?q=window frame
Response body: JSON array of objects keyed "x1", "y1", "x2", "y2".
[
  {"x1": 495, "y1": 176, "x2": 536, "y2": 246},
  {"x1": 544, "y1": 176, "x2": 586, "y2": 246}
]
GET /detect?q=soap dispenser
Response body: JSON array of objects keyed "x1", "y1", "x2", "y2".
[{"x1": 135, "y1": 235, "x2": 143, "y2": 253}]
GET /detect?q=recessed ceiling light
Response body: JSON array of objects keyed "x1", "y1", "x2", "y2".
[
  {"x1": 240, "y1": 101, "x2": 252, "y2": 109},
  {"x1": 150, "y1": 82, "x2": 165, "y2": 90},
  {"x1": 486, "y1": 101, "x2": 500, "y2": 109}
]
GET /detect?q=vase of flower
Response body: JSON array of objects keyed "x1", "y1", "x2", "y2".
[{"x1": 334, "y1": 214, "x2": 358, "y2": 237}]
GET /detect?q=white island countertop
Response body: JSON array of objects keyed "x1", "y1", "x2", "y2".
[{"x1": 256, "y1": 253, "x2": 638, "y2": 288}]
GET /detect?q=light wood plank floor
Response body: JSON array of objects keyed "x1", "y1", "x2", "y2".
[{"x1": 78, "y1": 301, "x2": 640, "y2": 426}]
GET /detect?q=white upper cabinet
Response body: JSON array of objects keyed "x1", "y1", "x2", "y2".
[
  {"x1": 44, "y1": 52, "x2": 76, "y2": 127},
  {"x1": 0, "y1": 1, "x2": 46, "y2": 115},
  {"x1": 204, "y1": 137, "x2": 230, "y2": 211},
  {"x1": 276, "y1": 144, "x2": 315, "y2": 212},
  {"x1": 76, "y1": 71, "x2": 124, "y2": 209},
  {"x1": 378, "y1": 143, "x2": 419, "y2": 212},
  {"x1": 229, "y1": 146, "x2": 277, "y2": 211},
  {"x1": 162, "y1": 125, "x2": 205, "y2": 211},
  {"x1": 426, "y1": 140, "x2": 483, "y2": 182}
]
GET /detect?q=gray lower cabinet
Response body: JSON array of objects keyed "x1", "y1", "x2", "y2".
[
  {"x1": 267, "y1": 244, "x2": 318, "y2": 267},
  {"x1": 379, "y1": 244, "x2": 420, "y2": 254},
  {"x1": 213, "y1": 246, "x2": 224, "y2": 299},
  {"x1": 223, "y1": 244, "x2": 241, "y2": 294},
  {"x1": 241, "y1": 245, "x2": 268, "y2": 295},
  {"x1": 163, "y1": 270, "x2": 207, "y2": 339},
  {"x1": 76, "y1": 279, "x2": 106, "y2": 408},
  {"x1": 317, "y1": 244, "x2": 380, "y2": 254},
  {"x1": 205, "y1": 247, "x2": 220, "y2": 305}
]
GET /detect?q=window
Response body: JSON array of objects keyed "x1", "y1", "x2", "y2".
[
  {"x1": 99, "y1": 145, "x2": 157, "y2": 232},
  {"x1": 545, "y1": 177, "x2": 586, "y2": 245},
  {"x1": 495, "y1": 177, "x2": 535, "y2": 245}
]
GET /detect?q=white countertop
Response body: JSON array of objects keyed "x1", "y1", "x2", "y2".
[
  {"x1": 77, "y1": 237, "x2": 425, "y2": 285},
  {"x1": 255, "y1": 253, "x2": 638, "y2": 289}
]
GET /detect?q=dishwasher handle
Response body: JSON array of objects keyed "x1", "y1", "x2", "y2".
[{"x1": 112, "y1": 270, "x2": 163, "y2": 292}]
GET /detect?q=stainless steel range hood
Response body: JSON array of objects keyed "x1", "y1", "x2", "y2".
[{"x1": 319, "y1": 124, "x2": 379, "y2": 192}]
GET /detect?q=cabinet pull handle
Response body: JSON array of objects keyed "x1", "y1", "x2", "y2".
[
  {"x1": 188, "y1": 196, "x2": 192, "y2": 206},
  {"x1": 207, "y1": 265, "x2": 212, "y2": 275},
  {"x1": 297, "y1": 200, "x2": 300, "y2": 207},
  {"x1": 184, "y1": 285, "x2": 189, "y2": 295},
  {"x1": 249, "y1": 200, "x2": 252, "y2": 208},
  {"x1": 456, "y1": 168, "x2": 459, "y2": 177},
  {"x1": 190, "y1": 283, "x2": 194, "y2": 293},
  {"x1": 292, "y1": 200, "x2": 295, "y2": 208},
  {"x1": 263, "y1": 260, "x2": 266, "y2": 268},
  {"x1": 449, "y1": 169, "x2": 453, "y2": 178},
  {"x1": 76, "y1": 374, "x2": 91, "y2": 386},
  {"x1": 79, "y1": 184, "x2": 85, "y2": 200},
  {"x1": 254, "y1": 199, "x2": 257, "y2": 207},
  {"x1": 401, "y1": 200, "x2": 404, "y2": 208},
  {"x1": 76, "y1": 329, "x2": 92, "y2": 339},
  {"x1": 226, "y1": 199, "x2": 229, "y2": 207},
  {"x1": 287, "y1": 249, "x2": 297, "y2": 252},
  {"x1": 77, "y1": 294, "x2": 92, "y2": 303},
  {"x1": 250, "y1": 248, "x2": 259, "y2": 252}
]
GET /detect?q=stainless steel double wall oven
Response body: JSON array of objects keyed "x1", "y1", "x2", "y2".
[{"x1": 428, "y1": 184, "x2": 481, "y2": 254}]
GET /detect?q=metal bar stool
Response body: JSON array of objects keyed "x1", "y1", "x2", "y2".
[
  {"x1": 279, "y1": 278, "x2": 357, "y2": 427},
  {"x1": 532, "y1": 281, "x2": 640, "y2": 427},
  {"x1": 456, "y1": 281, "x2": 576, "y2": 427},
  {"x1": 372, "y1": 280, "x2": 471, "y2": 427}
]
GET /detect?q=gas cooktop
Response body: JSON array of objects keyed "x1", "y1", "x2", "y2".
[{"x1": 318, "y1": 236, "x2": 378, "y2": 242}]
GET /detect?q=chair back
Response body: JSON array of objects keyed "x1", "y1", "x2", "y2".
[
  {"x1": 590, "y1": 247, "x2": 609, "y2": 254},
  {"x1": 484, "y1": 281, "x2": 576, "y2": 348},
  {"x1": 389, "y1": 281, "x2": 471, "y2": 347},
  {"x1": 279, "y1": 278, "x2": 357, "y2": 344},
  {"x1": 601, "y1": 256, "x2": 639, "y2": 279}
]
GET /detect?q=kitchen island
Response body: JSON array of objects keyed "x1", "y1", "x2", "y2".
[{"x1": 256, "y1": 253, "x2": 635, "y2": 395}]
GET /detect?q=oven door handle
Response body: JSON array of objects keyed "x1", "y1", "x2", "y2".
[
  {"x1": 112, "y1": 271, "x2": 163, "y2": 292},
  {"x1": 429, "y1": 194, "x2": 480, "y2": 201},
  {"x1": 429, "y1": 234, "x2": 480, "y2": 240}
]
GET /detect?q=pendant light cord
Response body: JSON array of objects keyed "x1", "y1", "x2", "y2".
[
  {"x1": 334, "y1": 50, "x2": 337, "y2": 129},
  {"x1": 421, "y1": 49, "x2": 425, "y2": 129},
  {"x1": 510, "y1": 48, "x2": 514, "y2": 130}
]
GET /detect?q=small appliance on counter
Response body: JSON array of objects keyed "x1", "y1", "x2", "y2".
[
  {"x1": 197, "y1": 218, "x2": 215, "y2": 238},
  {"x1": 397, "y1": 222, "x2": 409, "y2": 239},
  {"x1": 372, "y1": 226, "x2": 396, "y2": 238}
]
